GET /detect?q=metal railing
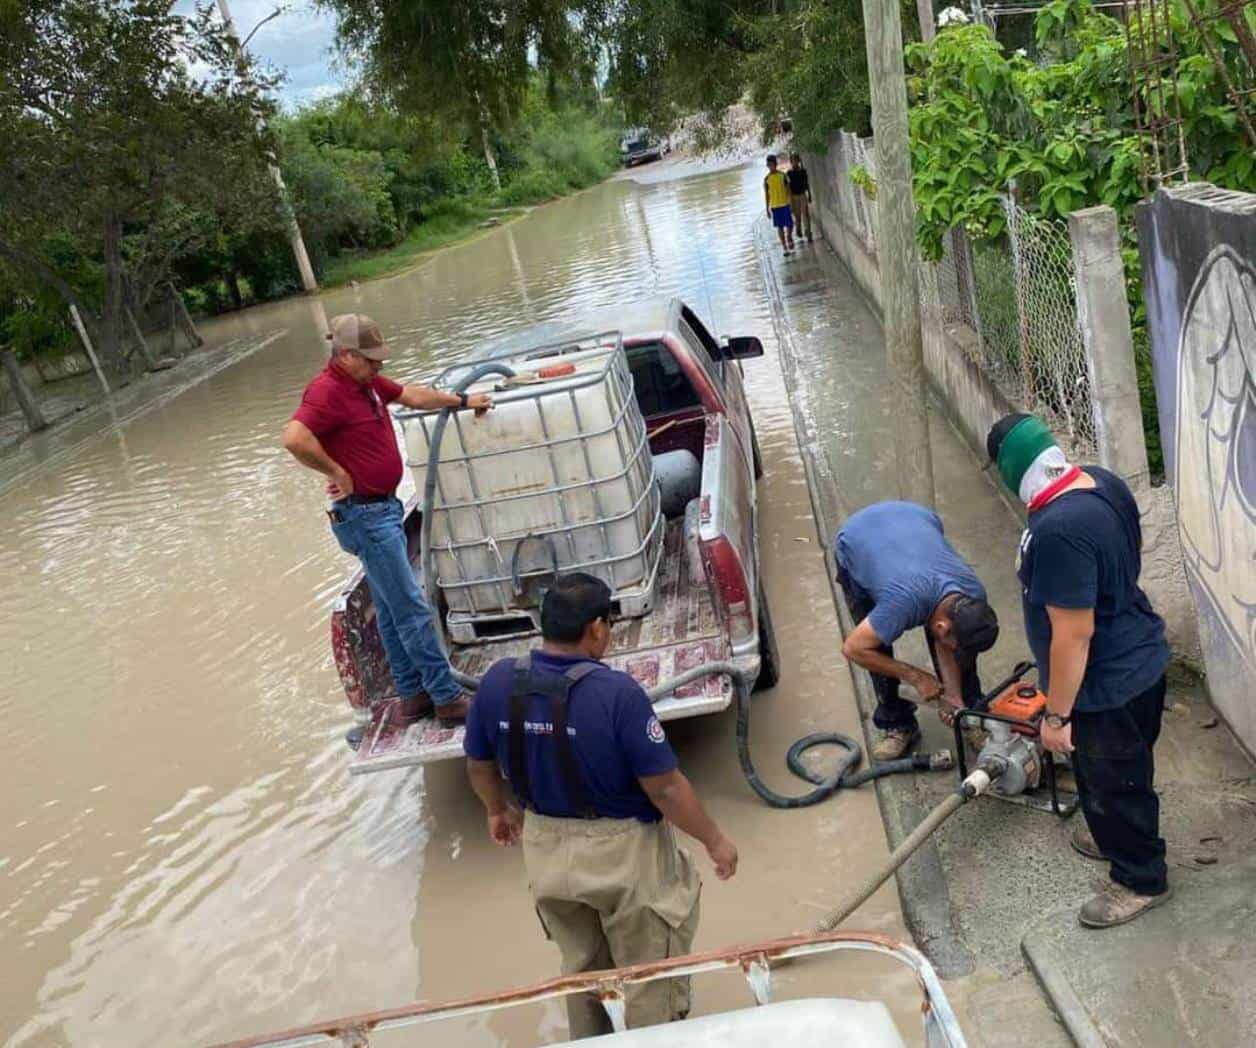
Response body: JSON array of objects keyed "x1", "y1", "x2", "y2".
[{"x1": 207, "y1": 929, "x2": 967, "y2": 1048}]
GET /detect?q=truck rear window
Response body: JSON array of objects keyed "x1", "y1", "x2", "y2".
[{"x1": 626, "y1": 342, "x2": 700, "y2": 417}]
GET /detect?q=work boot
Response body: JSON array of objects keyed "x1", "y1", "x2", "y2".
[
  {"x1": 435, "y1": 694, "x2": 472, "y2": 725},
  {"x1": 872, "y1": 727, "x2": 921, "y2": 761},
  {"x1": 387, "y1": 693, "x2": 433, "y2": 729},
  {"x1": 1070, "y1": 824, "x2": 1106, "y2": 861},
  {"x1": 1079, "y1": 881, "x2": 1172, "y2": 929}
]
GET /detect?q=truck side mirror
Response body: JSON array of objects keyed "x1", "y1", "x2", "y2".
[{"x1": 723, "y1": 336, "x2": 764, "y2": 360}]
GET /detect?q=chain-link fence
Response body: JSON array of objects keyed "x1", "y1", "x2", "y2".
[{"x1": 970, "y1": 200, "x2": 1095, "y2": 456}]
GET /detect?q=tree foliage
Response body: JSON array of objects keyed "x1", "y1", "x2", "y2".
[
  {"x1": 906, "y1": 0, "x2": 1256, "y2": 260},
  {"x1": 0, "y1": 0, "x2": 281, "y2": 369}
]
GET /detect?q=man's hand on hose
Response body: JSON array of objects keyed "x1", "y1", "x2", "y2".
[
  {"x1": 488, "y1": 806, "x2": 524, "y2": 847},
  {"x1": 706, "y1": 834, "x2": 738, "y2": 880}
]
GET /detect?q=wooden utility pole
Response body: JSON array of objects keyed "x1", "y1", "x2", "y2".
[
  {"x1": 215, "y1": 0, "x2": 319, "y2": 293},
  {"x1": 861, "y1": 0, "x2": 936, "y2": 507}
]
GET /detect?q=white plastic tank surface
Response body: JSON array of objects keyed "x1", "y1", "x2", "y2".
[
  {"x1": 551, "y1": 998, "x2": 907, "y2": 1047},
  {"x1": 653, "y1": 449, "x2": 701, "y2": 518},
  {"x1": 403, "y1": 342, "x2": 663, "y2": 616}
]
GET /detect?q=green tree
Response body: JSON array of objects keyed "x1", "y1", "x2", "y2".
[{"x1": 0, "y1": 0, "x2": 281, "y2": 371}]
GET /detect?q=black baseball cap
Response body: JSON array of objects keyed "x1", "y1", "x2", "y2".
[{"x1": 950, "y1": 595, "x2": 1000, "y2": 654}]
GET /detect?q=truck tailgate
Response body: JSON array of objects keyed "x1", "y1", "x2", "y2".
[{"x1": 350, "y1": 519, "x2": 732, "y2": 775}]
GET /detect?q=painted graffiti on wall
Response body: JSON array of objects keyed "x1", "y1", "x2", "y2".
[{"x1": 1173, "y1": 246, "x2": 1256, "y2": 674}]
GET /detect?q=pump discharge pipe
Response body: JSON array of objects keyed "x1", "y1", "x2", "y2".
[{"x1": 418, "y1": 372, "x2": 951, "y2": 809}]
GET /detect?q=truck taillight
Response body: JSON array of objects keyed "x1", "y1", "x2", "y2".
[{"x1": 700, "y1": 535, "x2": 754, "y2": 643}]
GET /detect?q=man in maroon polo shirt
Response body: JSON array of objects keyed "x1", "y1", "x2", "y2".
[{"x1": 282, "y1": 314, "x2": 492, "y2": 726}]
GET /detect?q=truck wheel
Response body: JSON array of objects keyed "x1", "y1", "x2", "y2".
[
  {"x1": 754, "y1": 580, "x2": 781, "y2": 691},
  {"x1": 750, "y1": 418, "x2": 765, "y2": 480}
]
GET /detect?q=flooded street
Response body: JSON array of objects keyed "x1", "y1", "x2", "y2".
[{"x1": 1, "y1": 157, "x2": 920, "y2": 1046}]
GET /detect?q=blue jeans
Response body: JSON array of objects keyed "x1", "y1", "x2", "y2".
[{"x1": 330, "y1": 498, "x2": 460, "y2": 705}]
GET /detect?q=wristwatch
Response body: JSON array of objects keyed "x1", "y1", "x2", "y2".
[
  {"x1": 1043, "y1": 711, "x2": 1071, "y2": 729},
  {"x1": 457, "y1": 392, "x2": 469, "y2": 409}
]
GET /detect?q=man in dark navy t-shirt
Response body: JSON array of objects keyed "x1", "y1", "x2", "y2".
[
  {"x1": 465, "y1": 573, "x2": 737, "y2": 1038},
  {"x1": 990, "y1": 413, "x2": 1171, "y2": 930}
]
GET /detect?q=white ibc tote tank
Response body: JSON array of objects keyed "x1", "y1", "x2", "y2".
[{"x1": 401, "y1": 333, "x2": 664, "y2": 636}]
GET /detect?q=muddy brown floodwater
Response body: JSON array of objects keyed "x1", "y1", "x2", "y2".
[{"x1": 1, "y1": 156, "x2": 924, "y2": 1047}]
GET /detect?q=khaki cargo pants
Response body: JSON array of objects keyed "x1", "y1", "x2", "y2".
[{"x1": 523, "y1": 812, "x2": 701, "y2": 1039}]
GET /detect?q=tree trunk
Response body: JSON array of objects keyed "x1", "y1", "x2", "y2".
[
  {"x1": 99, "y1": 214, "x2": 128, "y2": 374},
  {"x1": 1, "y1": 349, "x2": 48, "y2": 433},
  {"x1": 229, "y1": 270, "x2": 244, "y2": 311},
  {"x1": 481, "y1": 123, "x2": 502, "y2": 193}
]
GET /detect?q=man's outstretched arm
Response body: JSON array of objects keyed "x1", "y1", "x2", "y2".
[{"x1": 842, "y1": 619, "x2": 941, "y2": 701}]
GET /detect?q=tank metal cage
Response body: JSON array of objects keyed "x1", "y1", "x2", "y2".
[{"x1": 399, "y1": 333, "x2": 665, "y2": 633}]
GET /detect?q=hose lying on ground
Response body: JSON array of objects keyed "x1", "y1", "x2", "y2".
[
  {"x1": 415, "y1": 372, "x2": 949, "y2": 809},
  {"x1": 813, "y1": 767, "x2": 998, "y2": 932}
]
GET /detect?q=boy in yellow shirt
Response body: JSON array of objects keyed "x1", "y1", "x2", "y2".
[{"x1": 763, "y1": 154, "x2": 795, "y2": 255}]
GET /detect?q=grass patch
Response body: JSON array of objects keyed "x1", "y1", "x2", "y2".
[{"x1": 321, "y1": 198, "x2": 524, "y2": 287}]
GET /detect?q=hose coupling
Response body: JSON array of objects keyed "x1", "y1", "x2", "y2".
[{"x1": 928, "y1": 749, "x2": 954, "y2": 771}]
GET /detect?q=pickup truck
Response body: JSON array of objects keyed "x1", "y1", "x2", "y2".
[{"x1": 331, "y1": 296, "x2": 779, "y2": 774}]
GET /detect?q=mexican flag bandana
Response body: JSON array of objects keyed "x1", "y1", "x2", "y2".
[{"x1": 993, "y1": 415, "x2": 1080, "y2": 510}]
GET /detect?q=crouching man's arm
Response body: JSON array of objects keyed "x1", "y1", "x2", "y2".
[{"x1": 842, "y1": 619, "x2": 942, "y2": 701}]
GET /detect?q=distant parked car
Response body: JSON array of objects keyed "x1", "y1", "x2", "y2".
[{"x1": 620, "y1": 128, "x2": 667, "y2": 166}]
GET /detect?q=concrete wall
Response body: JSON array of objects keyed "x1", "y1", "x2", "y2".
[{"x1": 1138, "y1": 184, "x2": 1256, "y2": 754}]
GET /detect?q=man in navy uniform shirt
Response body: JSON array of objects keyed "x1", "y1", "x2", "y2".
[
  {"x1": 988, "y1": 413, "x2": 1171, "y2": 929},
  {"x1": 464, "y1": 573, "x2": 738, "y2": 1039}
]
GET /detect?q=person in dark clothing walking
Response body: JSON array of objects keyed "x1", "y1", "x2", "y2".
[
  {"x1": 988, "y1": 413, "x2": 1172, "y2": 928},
  {"x1": 787, "y1": 153, "x2": 813, "y2": 241}
]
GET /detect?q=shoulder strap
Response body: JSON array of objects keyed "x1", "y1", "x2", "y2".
[
  {"x1": 507, "y1": 656, "x2": 534, "y2": 810},
  {"x1": 564, "y1": 660, "x2": 600, "y2": 683},
  {"x1": 550, "y1": 666, "x2": 597, "y2": 819}
]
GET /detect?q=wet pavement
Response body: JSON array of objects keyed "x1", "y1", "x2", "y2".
[{"x1": 1, "y1": 154, "x2": 936, "y2": 1046}]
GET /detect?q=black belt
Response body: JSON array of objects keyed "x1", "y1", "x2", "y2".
[{"x1": 341, "y1": 492, "x2": 394, "y2": 505}]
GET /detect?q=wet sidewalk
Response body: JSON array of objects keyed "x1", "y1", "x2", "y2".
[{"x1": 755, "y1": 223, "x2": 1256, "y2": 1046}]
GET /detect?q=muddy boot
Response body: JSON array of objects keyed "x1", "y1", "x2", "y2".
[
  {"x1": 872, "y1": 727, "x2": 921, "y2": 761},
  {"x1": 1070, "y1": 824, "x2": 1106, "y2": 861},
  {"x1": 1079, "y1": 882, "x2": 1172, "y2": 929},
  {"x1": 388, "y1": 693, "x2": 433, "y2": 729},
  {"x1": 435, "y1": 694, "x2": 473, "y2": 725}
]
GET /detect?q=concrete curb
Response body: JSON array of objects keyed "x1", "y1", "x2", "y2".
[
  {"x1": 1022, "y1": 929, "x2": 1107, "y2": 1048},
  {"x1": 754, "y1": 225, "x2": 975, "y2": 978}
]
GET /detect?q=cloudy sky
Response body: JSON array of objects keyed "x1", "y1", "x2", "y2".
[{"x1": 176, "y1": 1, "x2": 345, "y2": 107}]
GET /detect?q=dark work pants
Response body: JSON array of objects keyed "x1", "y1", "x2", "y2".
[
  {"x1": 836, "y1": 565, "x2": 983, "y2": 732},
  {"x1": 1070, "y1": 675, "x2": 1168, "y2": 895}
]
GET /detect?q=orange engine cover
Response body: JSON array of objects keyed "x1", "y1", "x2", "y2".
[{"x1": 988, "y1": 683, "x2": 1048, "y2": 734}]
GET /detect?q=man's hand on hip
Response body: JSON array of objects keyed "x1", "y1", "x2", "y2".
[
  {"x1": 706, "y1": 834, "x2": 738, "y2": 880},
  {"x1": 326, "y1": 467, "x2": 354, "y2": 501}
]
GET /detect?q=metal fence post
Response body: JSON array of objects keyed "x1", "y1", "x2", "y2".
[{"x1": 1069, "y1": 205, "x2": 1150, "y2": 490}]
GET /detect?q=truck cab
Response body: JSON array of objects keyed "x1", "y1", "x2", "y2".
[{"x1": 330, "y1": 297, "x2": 776, "y2": 774}]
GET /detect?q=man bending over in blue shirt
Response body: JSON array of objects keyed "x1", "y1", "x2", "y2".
[{"x1": 835, "y1": 501, "x2": 1000, "y2": 760}]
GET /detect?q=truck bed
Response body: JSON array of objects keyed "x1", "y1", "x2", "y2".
[{"x1": 349, "y1": 519, "x2": 733, "y2": 775}]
